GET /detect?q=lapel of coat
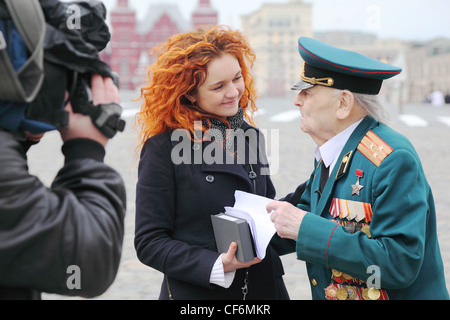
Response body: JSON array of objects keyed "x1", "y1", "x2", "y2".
[{"x1": 314, "y1": 116, "x2": 378, "y2": 217}]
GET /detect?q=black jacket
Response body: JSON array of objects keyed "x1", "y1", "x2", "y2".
[
  {"x1": 0, "y1": 130, "x2": 126, "y2": 299},
  {"x1": 135, "y1": 122, "x2": 289, "y2": 300}
]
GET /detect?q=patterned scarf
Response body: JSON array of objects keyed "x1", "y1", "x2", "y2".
[{"x1": 202, "y1": 106, "x2": 244, "y2": 150}]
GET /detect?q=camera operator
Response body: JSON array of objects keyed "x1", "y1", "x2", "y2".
[
  {"x1": 0, "y1": 74, "x2": 126, "y2": 300},
  {"x1": 0, "y1": 0, "x2": 126, "y2": 300}
]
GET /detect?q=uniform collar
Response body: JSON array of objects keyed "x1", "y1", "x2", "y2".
[{"x1": 315, "y1": 119, "x2": 363, "y2": 169}]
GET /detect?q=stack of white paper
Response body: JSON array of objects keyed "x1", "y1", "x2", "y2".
[{"x1": 224, "y1": 191, "x2": 276, "y2": 259}]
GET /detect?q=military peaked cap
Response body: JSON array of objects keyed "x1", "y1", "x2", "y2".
[{"x1": 291, "y1": 37, "x2": 402, "y2": 94}]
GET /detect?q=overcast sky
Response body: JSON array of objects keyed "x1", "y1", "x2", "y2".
[{"x1": 100, "y1": 0, "x2": 450, "y2": 41}]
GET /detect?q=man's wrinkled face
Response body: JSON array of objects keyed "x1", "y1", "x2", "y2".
[{"x1": 293, "y1": 85, "x2": 341, "y2": 146}]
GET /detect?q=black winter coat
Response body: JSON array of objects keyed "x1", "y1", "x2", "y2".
[
  {"x1": 0, "y1": 130, "x2": 126, "y2": 299},
  {"x1": 135, "y1": 122, "x2": 289, "y2": 300}
]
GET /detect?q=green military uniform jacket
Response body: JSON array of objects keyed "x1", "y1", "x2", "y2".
[{"x1": 282, "y1": 116, "x2": 448, "y2": 300}]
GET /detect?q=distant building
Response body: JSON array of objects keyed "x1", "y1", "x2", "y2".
[
  {"x1": 103, "y1": 0, "x2": 450, "y2": 103},
  {"x1": 241, "y1": 0, "x2": 313, "y2": 97},
  {"x1": 102, "y1": 0, "x2": 218, "y2": 90},
  {"x1": 405, "y1": 38, "x2": 450, "y2": 103},
  {"x1": 192, "y1": 0, "x2": 219, "y2": 28}
]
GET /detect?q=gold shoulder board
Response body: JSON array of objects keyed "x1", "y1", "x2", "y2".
[{"x1": 357, "y1": 130, "x2": 393, "y2": 167}]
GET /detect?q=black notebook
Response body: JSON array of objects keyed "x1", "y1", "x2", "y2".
[{"x1": 211, "y1": 213, "x2": 256, "y2": 263}]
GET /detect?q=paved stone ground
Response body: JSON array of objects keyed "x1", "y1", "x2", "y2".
[{"x1": 33, "y1": 91, "x2": 450, "y2": 300}]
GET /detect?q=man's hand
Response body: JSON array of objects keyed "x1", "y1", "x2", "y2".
[
  {"x1": 59, "y1": 74, "x2": 120, "y2": 147},
  {"x1": 267, "y1": 200, "x2": 306, "y2": 241},
  {"x1": 221, "y1": 242, "x2": 261, "y2": 273}
]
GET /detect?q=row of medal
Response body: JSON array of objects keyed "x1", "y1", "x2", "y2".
[
  {"x1": 325, "y1": 268, "x2": 388, "y2": 300},
  {"x1": 341, "y1": 220, "x2": 371, "y2": 237},
  {"x1": 325, "y1": 282, "x2": 386, "y2": 300},
  {"x1": 329, "y1": 197, "x2": 373, "y2": 223},
  {"x1": 325, "y1": 263, "x2": 388, "y2": 300}
]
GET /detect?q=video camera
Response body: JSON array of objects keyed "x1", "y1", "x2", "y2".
[{"x1": 0, "y1": 0, "x2": 125, "y2": 138}]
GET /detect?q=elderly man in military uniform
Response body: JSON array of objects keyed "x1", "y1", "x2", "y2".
[{"x1": 268, "y1": 37, "x2": 449, "y2": 300}]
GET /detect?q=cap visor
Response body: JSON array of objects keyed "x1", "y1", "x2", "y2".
[{"x1": 291, "y1": 79, "x2": 314, "y2": 91}]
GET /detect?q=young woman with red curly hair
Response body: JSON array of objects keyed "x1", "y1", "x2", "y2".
[{"x1": 134, "y1": 25, "x2": 289, "y2": 300}]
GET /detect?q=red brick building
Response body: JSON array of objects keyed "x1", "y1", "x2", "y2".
[{"x1": 102, "y1": 0, "x2": 218, "y2": 90}]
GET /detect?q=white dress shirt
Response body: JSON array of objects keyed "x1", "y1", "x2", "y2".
[{"x1": 315, "y1": 119, "x2": 363, "y2": 174}]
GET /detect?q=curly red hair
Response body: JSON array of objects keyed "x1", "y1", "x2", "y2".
[{"x1": 137, "y1": 25, "x2": 257, "y2": 146}]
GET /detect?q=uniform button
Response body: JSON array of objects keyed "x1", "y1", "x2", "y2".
[
  {"x1": 193, "y1": 144, "x2": 200, "y2": 151},
  {"x1": 206, "y1": 175, "x2": 215, "y2": 183},
  {"x1": 311, "y1": 279, "x2": 318, "y2": 287}
]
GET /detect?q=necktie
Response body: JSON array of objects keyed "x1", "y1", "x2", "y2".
[{"x1": 319, "y1": 161, "x2": 329, "y2": 193}]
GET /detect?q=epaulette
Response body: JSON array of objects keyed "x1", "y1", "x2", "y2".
[{"x1": 357, "y1": 130, "x2": 393, "y2": 167}]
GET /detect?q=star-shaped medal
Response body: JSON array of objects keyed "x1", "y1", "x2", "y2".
[
  {"x1": 351, "y1": 179, "x2": 364, "y2": 196},
  {"x1": 351, "y1": 169, "x2": 364, "y2": 196}
]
